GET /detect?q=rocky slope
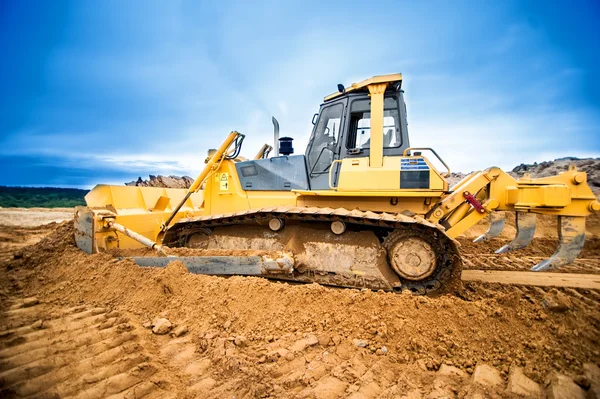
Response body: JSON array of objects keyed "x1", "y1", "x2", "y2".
[
  {"x1": 125, "y1": 175, "x2": 194, "y2": 189},
  {"x1": 447, "y1": 157, "x2": 600, "y2": 194}
]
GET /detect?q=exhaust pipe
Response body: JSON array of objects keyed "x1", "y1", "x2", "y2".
[{"x1": 272, "y1": 116, "x2": 280, "y2": 157}]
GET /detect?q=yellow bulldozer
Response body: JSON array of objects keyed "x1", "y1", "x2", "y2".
[{"x1": 74, "y1": 73, "x2": 599, "y2": 295}]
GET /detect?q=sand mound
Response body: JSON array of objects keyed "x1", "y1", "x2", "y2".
[{"x1": 1, "y1": 222, "x2": 599, "y2": 397}]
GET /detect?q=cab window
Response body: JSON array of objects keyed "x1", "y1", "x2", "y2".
[
  {"x1": 307, "y1": 103, "x2": 343, "y2": 174},
  {"x1": 347, "y1": 97, "x2": 401, "y2": 149}
]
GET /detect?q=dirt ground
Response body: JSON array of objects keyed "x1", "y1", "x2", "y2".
[{"x1": 0, "y1": 209, "x2": 599, "y2": 398}]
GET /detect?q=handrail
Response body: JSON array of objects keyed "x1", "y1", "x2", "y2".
[
  {"x1": 328, "y1": 160, "x2": 344, "y2": 190},
  {"x1": 402, "y1": 147, "x2": 451, "y2": 178}
]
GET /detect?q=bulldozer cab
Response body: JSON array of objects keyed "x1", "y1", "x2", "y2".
[{"x1": 306, "y1": 75, "x2": 410, "y2": 189}]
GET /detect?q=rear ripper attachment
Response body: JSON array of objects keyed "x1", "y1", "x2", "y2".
[
  {"x1": 74, "y1": 73, "x2": 599, "y2": 295},
  {"x1": 432, "y1": 166, "x2": 599, "y2": 271}
]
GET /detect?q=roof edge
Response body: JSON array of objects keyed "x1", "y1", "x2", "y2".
[{"x1": 324, "y1": 73, "x2": 403, "y2": 102}]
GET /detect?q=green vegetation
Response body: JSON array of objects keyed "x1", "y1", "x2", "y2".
[{"x1": 0, "y1": 186, "x2": 88, "y2": 208}]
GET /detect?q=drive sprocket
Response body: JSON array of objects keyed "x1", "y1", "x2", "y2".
[{"x1": 383, "y1": 226, "x2": 462, "y2": 295}]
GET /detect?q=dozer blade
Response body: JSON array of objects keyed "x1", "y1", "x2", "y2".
[
  {"x1": 531, "y1": 216, "x2": 586, "y2": 272},
  {"x1": 495, "y1": 212, "x2": 536, "y2": 254},
  {"x1": 126, "y1": 253, "x2": 294, "y2": 275},
  {"x1": 473, "y1": 212, "x2": 505, "y2": 243}
]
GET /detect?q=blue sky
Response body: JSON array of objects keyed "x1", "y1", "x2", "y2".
[{"x1": 1, "y1": 0, "x2": 599, "y2": 188}]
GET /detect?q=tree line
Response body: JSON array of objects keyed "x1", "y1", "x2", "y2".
[{"x1": 0, "y1": 186, "x2": 88, "y2": 208}]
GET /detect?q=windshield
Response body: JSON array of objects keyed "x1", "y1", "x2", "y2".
[{"x1": 307, "y1": 103, "x2": 343, "y2": 174}]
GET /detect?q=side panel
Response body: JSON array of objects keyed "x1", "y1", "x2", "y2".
[
  {"x1": 235, "y1": 155, "x2": 310, "y2": 191},
  {"x1": 207, "y1": 160, "x2": 252, "y2": 215},
  {"x1": 335, "y1": 156, "x2": 446, "y2": 191}
]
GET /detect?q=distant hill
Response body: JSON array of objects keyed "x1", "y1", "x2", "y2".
[
  {"x1": 126, "y1": 175, "x2": 194, "y2": 188},
  {"x1": 0, "y1": 186, "x2": 88, "y2": 208}
]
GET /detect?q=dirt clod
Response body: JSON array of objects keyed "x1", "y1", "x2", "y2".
[
  {"x1": 171, "y1": 325, "x2": 188, "y2": 337},
  {"x1": 151, "y1": 318, "x2": 172, "y2": 334},
  {"x1": 542, "y1": 289, "x2": 572, "y2": 312}
]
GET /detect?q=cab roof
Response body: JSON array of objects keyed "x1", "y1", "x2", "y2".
[{"x1": 324, "y1": 73, "x2": 403, "y2": 102}]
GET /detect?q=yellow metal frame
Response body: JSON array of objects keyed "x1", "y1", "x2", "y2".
[{"x1": 77, "y1": 74, "x2": 599, "y2": 260}]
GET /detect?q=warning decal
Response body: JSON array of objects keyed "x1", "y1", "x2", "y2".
[{"x1": 219, "y1": 173, "x2": 229, "y2": 191}]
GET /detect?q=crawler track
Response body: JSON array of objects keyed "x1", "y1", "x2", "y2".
[{"x1": 163, "y1": 206, "x2": 462, "y2": 295}]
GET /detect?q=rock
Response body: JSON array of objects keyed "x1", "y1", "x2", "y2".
[
  {"x1": 376, "y1": 346, "x2": 388, "y2": 356},
  {"x1": 290, "y1": 335, "x2": 319, "y2": 352},
  {"x1": 171, "y1": 325, "x2": 188, "y2": 337},
  {"x1": 507, "y1": 366, "x2": 542, "y2": 397},
  {"x1": 542, "y1": 290, "x2": 572, "y2": 312},
  {"x1": 472, "y1": 364, "x2": 503, "y2": 387},
  {"x1": 438, "y1": 364, "x2": 467, "y2": 379},
  {"x1": 318, "y1": 333, "x2": 331, "y2": 346},
  {"x1": 142, "y1": 321, "x2": 152, "y2": 329},
  {"x1": 234, "y1": 335, "x2": 247, "y2": 347},
  {"x1": 353, "y1": 339, "x2": 368, "y2": 348},
  {"x1": 547, "y1": 373, "x2": 586, "y2": 399},
  {"x1": 434, "y1": 345, "x2": 448, "y2": 356},
  {"x1": 152, "y1": 318, "x2": 173, "y2": 335}
]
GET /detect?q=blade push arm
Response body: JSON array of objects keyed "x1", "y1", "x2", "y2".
[{"x1": 162, "y1": 131, "x2": 243, "y2": 230}]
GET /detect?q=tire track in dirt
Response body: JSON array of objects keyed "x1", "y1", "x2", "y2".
[
  {"x1": 0, "y1": 298, "x2": 169, "y2": 398},
  {"x1": 461, "y1": 270, "x2": 600, "y2": 289}
]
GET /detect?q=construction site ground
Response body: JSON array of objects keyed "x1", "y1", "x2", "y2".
[{"x1": 0, "y1": 207, "x2": 599, "y2": 398}]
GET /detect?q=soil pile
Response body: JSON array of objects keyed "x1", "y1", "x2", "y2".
[
  {"x1": 511, "y1": 157, "x2": 600, "y2": 193},
  {"x1": 1, "y1": 222, "x2": 599, "y2": 398},
  {"x1": 125, "y1": 175, "x2": 194, "y2": 189}
]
